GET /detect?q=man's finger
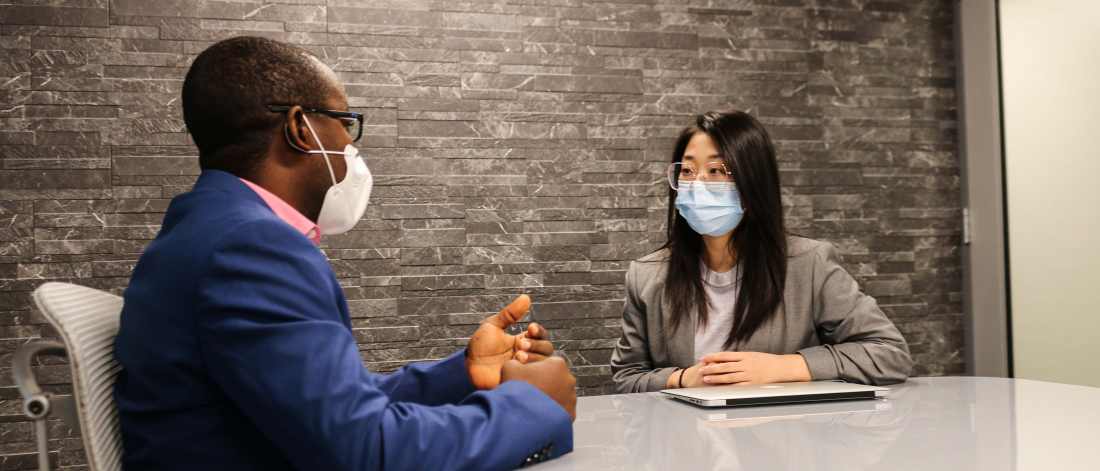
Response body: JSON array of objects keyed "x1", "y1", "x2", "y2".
[
  {"x1": 519, "y1": 338, "x2": 554, "y2": 357},
  {"x1": 519, "y1": 352, "x2": 549, "y2": 364},
  {"x1": 499, "y1": 359, "x2": 524, "y2": 381},
  {"x1": 527, "y1": 322, "x2": 547, "y2": 340},
  {"x1": 484, "y1": 295, "x2": 531, "y2": 329},
  {"x1": 701, "y1": 352, "x2": 745, "y2": 363}
]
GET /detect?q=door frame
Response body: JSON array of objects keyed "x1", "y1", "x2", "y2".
[{"x1": 956, "y1": 0, "x2": 1012, "y2": 378}]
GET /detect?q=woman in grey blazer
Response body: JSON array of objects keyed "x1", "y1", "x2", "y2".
[{"x1": 611, "y1": 111, "x2": 912, "y2": 394}]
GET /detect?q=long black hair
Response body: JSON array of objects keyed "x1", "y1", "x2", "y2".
[{"x1": 660, "y1": 110, "x2": 787, "y2": 348}]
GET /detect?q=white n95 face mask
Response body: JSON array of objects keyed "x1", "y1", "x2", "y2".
[{"x1": 285, "y1": 116, "x2": 374, "y2": 235}]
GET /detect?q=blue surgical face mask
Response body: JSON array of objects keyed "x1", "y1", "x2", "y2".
[{"x1": 675, "y1": 180, "x2": 744, "y2": 237}]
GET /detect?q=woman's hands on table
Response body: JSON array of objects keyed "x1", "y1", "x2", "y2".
[{"x1": 698, "y1": 352, "x2": 812, "y2": 386}]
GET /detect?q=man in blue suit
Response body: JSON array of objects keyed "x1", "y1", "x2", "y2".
[{"x1": 113, "y1": 36, "x2": 577, "y2": 471}]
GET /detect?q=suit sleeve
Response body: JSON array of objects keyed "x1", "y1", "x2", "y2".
[
  {"x1": 195, "y1": 220, "x2": 573, "y2": 471},
  {"x1": 610, "y1": 262, "x2": 677, "y2": 393},
  {"x1": 797, "y1": 242, "x2": 914, "y2": 385},
  {"x1": 373, "y1": 350, "x2": 473, "y2": 407}
]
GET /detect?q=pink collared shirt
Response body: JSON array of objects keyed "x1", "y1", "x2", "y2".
[{"x1": 239, "y1": 178, "x2": 322, "y2": 244}]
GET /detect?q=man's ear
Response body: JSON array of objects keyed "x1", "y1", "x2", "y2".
[{"x1": 283, "y1": 106, "x2": 314, "y2": 153}]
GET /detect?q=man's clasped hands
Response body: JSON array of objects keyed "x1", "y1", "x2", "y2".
[{"x1": 464, "y1": 295, "x2": 577, "y2": 420}]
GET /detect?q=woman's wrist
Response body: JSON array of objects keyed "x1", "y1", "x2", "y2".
[
  {"x1": 664, "y1": 363, "x2": 705, "y2": 389},
  {"x1": 679, "y1": 363, "x2": 705, "y2": 388},
  {"x1": 665, "y1": 368, "x2": 683, "y2": 389},
  {"x1": 784, "y1": 354, "x2": 812, "y2": 382}
]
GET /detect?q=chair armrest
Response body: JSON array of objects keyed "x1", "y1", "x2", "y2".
[
  {"x1": 13, "y1": 340, "x2": 67, "y2": 404},
  {"x1": 12, "y1": 340, "x2": 82, "y2": 436},
  {"x1": 12, "y1": 338, "x2": 66, "y2": 404}
]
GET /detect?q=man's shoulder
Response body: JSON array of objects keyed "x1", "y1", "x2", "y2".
[
  {"x1": 137, "y1": 183, "x2": 317, "y2": 288},
  {"x1": 167, "y1": 182, "x2": 304, "y2": 245},
  {"x1": 123, "y1": 184, "x2": 333, "y2": 326},
  {"x1": 167, "y1": 182, "x2": 271, "y2": 226}
]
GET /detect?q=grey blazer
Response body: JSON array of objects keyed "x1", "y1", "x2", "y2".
[{"x1": 610, "y1": 237, "x2": 913, "y2": 393}]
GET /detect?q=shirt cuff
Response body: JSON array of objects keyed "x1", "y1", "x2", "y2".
[
  {"x1": 798, "y1": 346, "x2": 840, "y2": 381},
  {"x1": 439, "y1": 349, "x2": 476, "y2": 399},
  {"x1": 385, "y1": 349, "x2": 473, "y2": 405}
]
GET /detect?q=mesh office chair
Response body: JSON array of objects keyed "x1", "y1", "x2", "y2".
[{"x1": 12, "y1": 282, "x2": 125, "y2": 471}]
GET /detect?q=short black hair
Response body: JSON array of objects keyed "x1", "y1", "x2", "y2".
[{"x1": 182, "y1": 36, "x2": 338, "y2": 177}]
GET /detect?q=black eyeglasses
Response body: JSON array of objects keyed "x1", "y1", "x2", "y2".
[{"x1": 268, "y1": 105, "x2": 364, "y2": 142}]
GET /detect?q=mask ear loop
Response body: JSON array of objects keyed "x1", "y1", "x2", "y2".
[
  {"x1": 284, "y1": 124, "x2": 309, "y2": 153},
  {"x1": 284, "y1": 115, "x2": 339, "y2": 186}
]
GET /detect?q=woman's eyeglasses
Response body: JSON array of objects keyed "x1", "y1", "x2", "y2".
[
  {"x1": 667, "y1": 162, "x2": 735, "y2": 190},
  {"x1": 268, "y1": 105, "x2": 364, "y2": 142}
]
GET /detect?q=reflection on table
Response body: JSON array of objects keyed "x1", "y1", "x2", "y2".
[{"x1": 534, "y1": 377, "x2": 1100, "y2": 471}]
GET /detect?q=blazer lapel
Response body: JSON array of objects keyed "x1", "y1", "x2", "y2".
[{"x1": 664, "y1": 301, "x2": 696, "y2": 368}]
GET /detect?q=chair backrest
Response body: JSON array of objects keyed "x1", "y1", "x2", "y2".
[{"x1": 33, "y1": 282, "x2": 124, "y2": 471}]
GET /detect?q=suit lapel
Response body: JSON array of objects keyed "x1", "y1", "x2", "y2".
[{"x1": 664, "y1": 301, "x2": 696, "y2": 368}]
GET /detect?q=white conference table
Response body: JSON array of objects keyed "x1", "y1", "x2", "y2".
[{"x1": 533, "y1": 377, "x2": 1100, "y2": 470}]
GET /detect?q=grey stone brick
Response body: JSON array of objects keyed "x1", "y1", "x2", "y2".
[{"x1": 0, "y1": 6, "x2": 109, "y2": 28}]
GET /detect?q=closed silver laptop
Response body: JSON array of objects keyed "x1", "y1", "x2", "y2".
[
  {"x1": 655, "y1": 392, "x2": 893, "y2": 421},
  {"x1": 661, "y1": 381, "x2": 890, "y2": 407}
]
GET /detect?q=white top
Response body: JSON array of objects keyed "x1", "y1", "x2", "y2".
[{"x1": 693, "y1": 261, "x2": 743, "y2": 364}]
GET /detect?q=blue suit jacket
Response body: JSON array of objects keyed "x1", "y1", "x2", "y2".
[{"x1": 114, "y1": 170, "x2": 572, "y2": 470}]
